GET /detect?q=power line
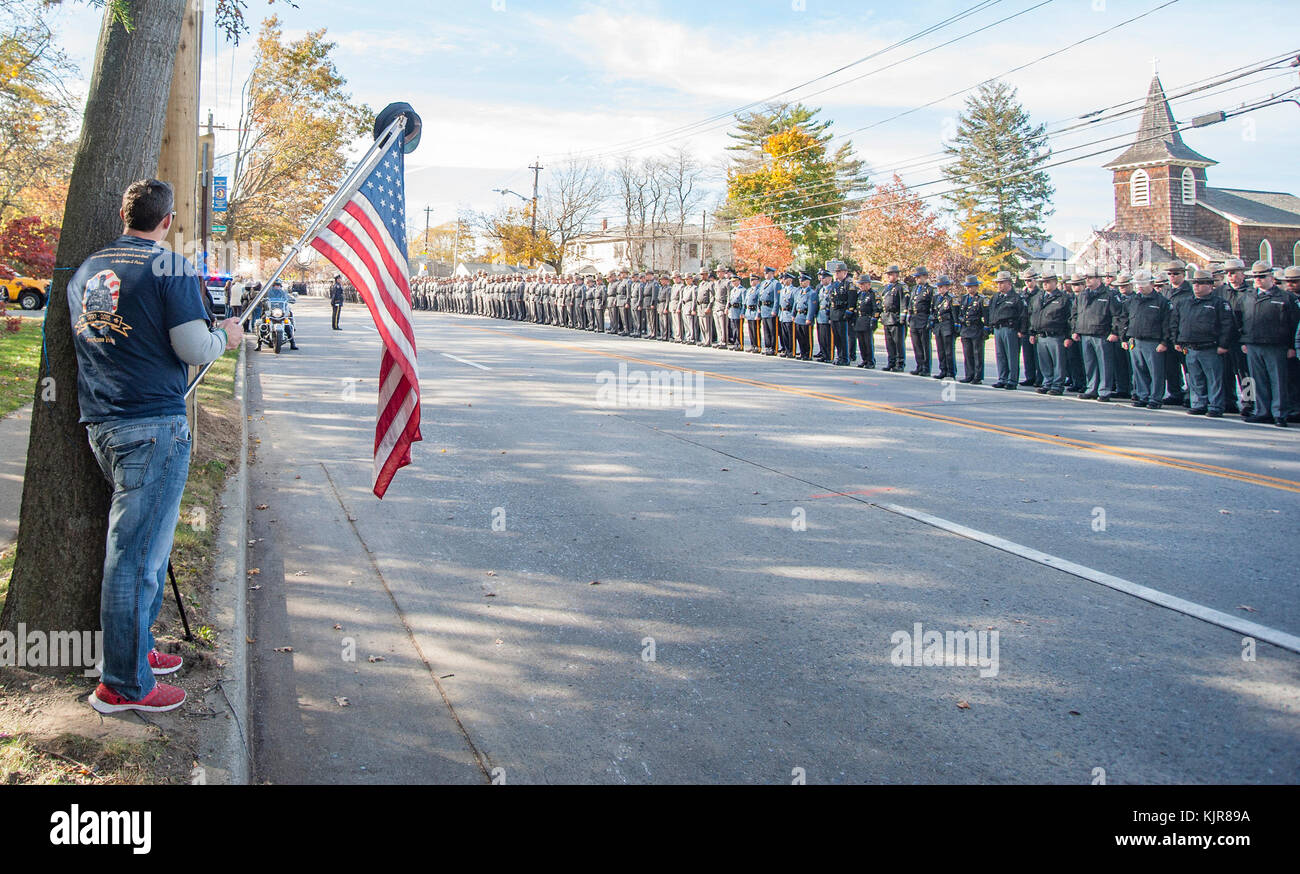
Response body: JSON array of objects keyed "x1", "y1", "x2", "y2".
[
  {"x1": 552, "y1": 0, "x2": 1014, "y2": 161},
  {"x1": 708, "y1": 58, "x2": 1296, "y2": 213},
  {"x1": 593, "y1": 78, "x2": 1296, "y2": 245}
]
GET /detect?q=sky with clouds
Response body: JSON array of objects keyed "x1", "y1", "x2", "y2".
[{"x1": 47, "y1": 0, "x2": 1300, "y2": 251}]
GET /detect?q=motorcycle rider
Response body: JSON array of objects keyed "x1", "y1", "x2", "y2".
[{"x1": 262, "y1": 279, "x2": 298, "y2": 350}]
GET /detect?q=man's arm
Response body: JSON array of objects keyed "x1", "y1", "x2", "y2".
[{"x1": 169, "y1": 318, "x2": 243, "y2": 366}]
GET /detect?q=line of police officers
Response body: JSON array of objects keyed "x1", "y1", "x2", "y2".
[{"x1": 409, "y1": 257, "x2": 1300, "y2": 426}]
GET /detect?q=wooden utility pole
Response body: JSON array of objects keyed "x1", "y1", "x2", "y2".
[
  {"x1": 199, "y1": 110, "x2": 214, "y2": 273},
  {"x1": 157, "y1": 0, "x2": 200, "y2": 255},
  {"x1": 155, "y1": 0, "x2": 201, "y2": 437},
  {"x1": 528, "y1": 159, "x2": 543, "y2": 266},
  {"x1": 700, "y1": 210, "x2": 706, "y2": 271}
]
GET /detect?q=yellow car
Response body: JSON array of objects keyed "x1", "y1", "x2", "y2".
[{"x1": 0, "y1": 273, "x2": 50, "y2": 310}]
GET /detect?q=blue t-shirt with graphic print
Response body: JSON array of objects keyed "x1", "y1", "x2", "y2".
[{"x1": 67, "y1": 234, "x2": 210, "y2": 423}]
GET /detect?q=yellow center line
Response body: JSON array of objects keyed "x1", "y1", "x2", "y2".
[{"x1": 446, "y1": 321, "x2": 1300, "y2": 495}]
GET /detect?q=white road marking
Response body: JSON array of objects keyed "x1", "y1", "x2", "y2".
[
  {"x1": 440, "y1": 352, "x2": 491, "y2": 371},
  {"x1": 876, "y1": 502, "x2": 1300, "y2": 655}
]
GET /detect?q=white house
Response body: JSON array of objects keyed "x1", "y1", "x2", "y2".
[{"x1": 566, "y1": 221, "x2": 734, "y2": 275}]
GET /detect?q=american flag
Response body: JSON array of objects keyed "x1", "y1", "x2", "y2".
[{"x1": 310, "y1": 137, "x2": 421, "y2": 498}]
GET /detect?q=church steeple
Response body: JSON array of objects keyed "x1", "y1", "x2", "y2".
[{"x1": 1104, "y1": 75, "x2": 1217, "y2": 170}]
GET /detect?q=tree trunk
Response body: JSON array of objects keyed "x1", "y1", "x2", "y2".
[{"x1": 0, "y1": 1, "x2": 186, "y2": 650}]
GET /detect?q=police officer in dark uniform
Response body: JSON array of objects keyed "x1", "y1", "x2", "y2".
[
  {"x1": 826, "y1": 260, "x2": 854, "y2": 365},
  {"x1": 879, "y1": 266, "x2": 906, "y2": 371},
  {"x1": 1110, "y1": 271, "x2": 1135, "y2": 398},
  {"x1": 853, "y1": 274, "x2": 877, "y2": 368},
  {"x1": 1234, "y1": 260, "x2": 1300, "y2": 426},
  {"x1": 329, "y1": 274, "x2": 344, "y2": 329},
  {"x1": 988, "y1": 271, "x2": 1026, "y2": 389},
  {"x1": 957, "y1": 275, "x2": 989, "y2": 384},
  {"x1": 1071, "y1": 267, "x2": 1122, "y2": 401},
  {"x1": 1018, "y1": 269, "x2": 1042, "y2": 386},
  {"x1": 1215, "y1": 258, "x2": 1251, "y2": 416},
  {"x1": 1161, "y1": 260, "x2": 1193, "y2": 405},
  {"x1": 931, "y1": 275, "x2": 958, "y2": 379},
  {"x1": 1171, "y1": 269, "x2": 1236, "y2": 417},
  {"x1": 1115, "y1": 269, "x2": 1172, "y2": 409},
  {"x1": 1028, "y1": 269, "x2": 1072, "y2": 395},
  {"x1": 906, "y1": 266, "x2": 934, "y2": 375}
]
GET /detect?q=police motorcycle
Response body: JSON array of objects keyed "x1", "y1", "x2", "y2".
[{"x1": 252, "y1": 279, "x2": 298, "y2": 354}]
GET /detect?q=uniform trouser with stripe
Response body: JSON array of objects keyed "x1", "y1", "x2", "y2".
[
  {"x1": 715, "y1": 310, "x2": 726, "y2": 346},
  {"x1": 794, "y1": 322, "x2": 811, "y2": 358},
  {"x1": 1110, "y1": 338, "x2": 1131, "y2": 393},
  {"x1": 1034, "y1": 335, "x2": 1065, "y2": 390},
  {"x1": 884, "y1": 324, "x2": 904, "y2": 368},
  {"x1": 909, "y1": 325, "x2": 931, "y2": 372},
  {"x1": 728, "y1": 317, "x2": 742, "y2": 348},
  {"x1": 1021, "y1": 332, "x2": 1039, "y2": 384},
  {"x1": 935, "y1": 330, "x2": 956, "y2": 376},
  {"x1": 1245, "y1": 344, "x2": 1290, "y2": 420},
  {"x1": 1164, "y1": 347, "x2": 1186, "y2": 399},
  {"x1": 762, "y1": 316, "x2": 777, "y2": 352},
  {"x1": 831, "y1": 320, "x2": 850, "y2": 363},
  {"x1": 1129, "y1": 339, "x2": 1165, "y2": 404},
  {"x1": 700, "y1": 312, "x2": 715, "y2": 345},
  {"x1": 963, "y1": 334, "x2": 987, "y2": 382},
  {"x1": 816, "y1": 322, "x2": 832, "y2": 359},
  {"x1": 1184, "y1": 347, "x2": 1225, "y2": 413},
  {"x1": 854, "y1": 330, "x2": 872, "y2": 364},
  {"x1": 1066, "y1": 339, "x2": 1086, "y2": 389},
  {"x1": 742, "y1": 317, "x2": 756, "y2": 350},
  {"x1": 779, "y1": 321, "x2": 794, "y2": 355},
  {"x1": 1287, "y1": 356, "x2": 1300, "y2": 416},
  {"x1": 993, "y1": 326, "x2": 1020, "y2": 385},
  {"x1": 1081, "y1": 334, "x2": 1114, "y2": 396},
  {"x1": 1226, "y1": 345, "x2": 1249, "y2": 411}
]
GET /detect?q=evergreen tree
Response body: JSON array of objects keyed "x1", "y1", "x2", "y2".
[{"x1": 941, "y1": 81, "x2": 1053, "y2": 265}]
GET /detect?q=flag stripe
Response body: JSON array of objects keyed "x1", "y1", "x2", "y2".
[
  {"x1": 307, "y1": 138, "x2": 420, "y2": 498},
  {"x1": 315, "y1": 219, "x2": 419, "y2": 388}
]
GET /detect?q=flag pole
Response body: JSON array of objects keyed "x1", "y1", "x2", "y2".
[{"x1": 184, "y1": 114, "x2": 408, "y2": 399}]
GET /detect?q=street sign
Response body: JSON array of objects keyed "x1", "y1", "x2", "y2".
[
  {"x1": 212, "y1": 176, "x2": 227, "y2": 212},
  {"x1": 211, "y1": 224, "x2": 227, "y2": 233}
]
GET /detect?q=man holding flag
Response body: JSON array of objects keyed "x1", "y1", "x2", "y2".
[{"x1": 187, "y1": 103, "x2": 424, "y2": 499}]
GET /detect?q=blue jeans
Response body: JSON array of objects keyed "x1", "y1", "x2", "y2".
[
  {"x1": 87, "y1": 414, "x2": 192, "y2": 700},
  {"x1": 994, "y1": 326, "x2": 1020, "y2": 385}
]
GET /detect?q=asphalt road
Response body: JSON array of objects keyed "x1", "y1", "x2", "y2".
[{"x1": 247, "y1": 298, "x2": 1299, "y2": 784}]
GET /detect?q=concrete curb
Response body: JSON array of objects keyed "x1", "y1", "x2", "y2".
[{"x1": 198, "y1": 347, "x2": 251, "y2": 784}]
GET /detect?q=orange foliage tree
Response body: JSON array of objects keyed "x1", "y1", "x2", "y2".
[
  {"x1": 731, "y1": 213, "x2": 793, "y2": 275},
  {"x1": 847, "y1": 174, "x2": 949, "y2": 274}
]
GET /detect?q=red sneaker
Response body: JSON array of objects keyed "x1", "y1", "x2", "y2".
[
  {"x1": 148, "y1": 649, "x2": 183, "y2": 675},
  {"x1": 89, "y1": 682, "x2": 186, "y2": 714}
]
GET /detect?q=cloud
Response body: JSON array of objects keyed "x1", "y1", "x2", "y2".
[{"x1": 328, "y1": 26, "x2": 513, "y2": 58}]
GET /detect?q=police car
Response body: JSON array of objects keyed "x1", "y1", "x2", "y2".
[{"x1": 204, "y1": 273, "x2": 232, "y2": 317}]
